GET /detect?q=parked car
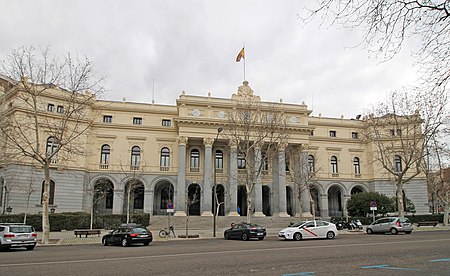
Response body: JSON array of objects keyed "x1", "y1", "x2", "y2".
[
  {"x1": 102, "y1": 223, "x2": 153, "y2": 247},
  {"x1": 278, "y1": 220, "x2": 338, "y2": 241},
  {"x1": 224, "y1": 223, "x2": 266, "y2": 241},
  {"x1": 366, "y1": 217, "x2": 412, "y2": 234},
  {"x1": 0, "y1": 223, "x2": 37, "y2": 250}
]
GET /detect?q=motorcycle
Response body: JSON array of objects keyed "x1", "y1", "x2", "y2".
[{"x1": 352, "y1": 219, "x2": 363, "y2": 230}]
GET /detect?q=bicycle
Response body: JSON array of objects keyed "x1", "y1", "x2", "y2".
[{"x1": 159, "y1": 225, "x2": 176, "y2": 238}]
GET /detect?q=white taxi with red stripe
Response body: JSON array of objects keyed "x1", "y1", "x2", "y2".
[{"x1": 278, "y1": 220, "x2": 338, "y2": 241}]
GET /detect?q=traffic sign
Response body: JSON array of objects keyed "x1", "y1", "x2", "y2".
[{"x1": 370, "y1": 200, "x2": 377, "y2": 207}]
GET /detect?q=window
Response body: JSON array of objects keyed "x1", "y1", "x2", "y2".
[
  {"x1": 353, "y1": 157, "x2": 361, "y2": 175},
  {"x1": 215, "y1": 150, "x2": 223, "y2": 172},
  {"x1": 46, "y1": 137, "x2": 58, "y2": 163},
  {"x1": 394, "y1": 155, "x2": 402, "y2": 172},
  {"x1": 352, "y1": 132, "x2": 358, "y2": 139},
  {"x1": 0, "y1": 178, "x2": 3, "y2": 206},
  {"x1": 100, "y1": 144, "x2": 110, "y2": 166},
  {"x1": 390, "y1": 129, "x2": 396, "y2": 136},
  {"x1": 285, "y1": 153, "x2": 290, "y2": 173},
  {"x1": 331, "y1": 156, "x2": 338, "y2": 174},
  {"x1": 47, "y1": 103, "x2": 55, "y2": 112},
  {"x1": 396, "y1": 129, "x2": 402, "y2": 136},
  {"x1": 309, "y1": 130, "x2": 314, "y2": 136},
  {"x1": 190, "y1": 149, "x2": 200, "y2": 172},
  {"x1": 308, "y1": 155, "x2": 315, "y2": 173},
  {"x1": 130, "y1": 146, "x2": 141, "y2": 169},
  {"x1": 162, "y1": 119, "x2": 171, "y2": 127},
  {"x1": 329, "y1": 130, "x2": 336, "y2": 137},
  {"x1": 103, "y1": 115, "x2": 112, "y2": 123},
  {"x1": 261, "y1": 152, "x2": 269, "y2": 171},
  {"x1": 160, "y1": 147, "x2": 170, "y2": 169},
  {"x1": 238, "y1": 153, "x2": 246, "y2": 169},
  {"x1": 41, "y1": 180, "x2": 55, "y2": 205},
  {"x1": 56, "y1": 105, "x2": 64, "y2": 114},
  {"x1": 133, "y1": 117, "x2": 142, "y2": 125}
]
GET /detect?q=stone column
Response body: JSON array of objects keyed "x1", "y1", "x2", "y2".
[
  {"x1": 253, "y1": 146, "x2": 265, "y2": 217},
  {"x1": 143, "y1": 190, "x2": 154, "y2": 215},
  {"x1": 112, "y1": 189, "x2": 124, "y2": 214},
  {"x1": 300, "y1": 151, "x2": 312, "y2": 218},
  {"x1": 202, "y1": 138, "x2": 214, "y2": 216},
  {"x1": 175, "y1": 136, "x2": 187, "y2": 216},
  {"x1": 228, "y1": 141, "x2": 239, "y2": 216},
  {"x1": 278, "y1": 145, "x2": 289, "y2": 217}
]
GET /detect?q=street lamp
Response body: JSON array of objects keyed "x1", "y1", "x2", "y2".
[
  {"x1": 50, "y1": 206, "x2": 56, "y2": 214},
  {"x1": 213, "y1": 126, "x2": 223, "y2": 237}
]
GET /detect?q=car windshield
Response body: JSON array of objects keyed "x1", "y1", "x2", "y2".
[
  {"x1": 244, "y1": 223, "x2": 262, "y2": 229},
  {"x1": 10, "y1": 226, "x2": 34, "y2": 233},
  {"x1": 131, "y1": 228, "x2": 148, "y2": 234},
  {"x1": 290, "y1": 221, "x2": 306, "y2": 227}
]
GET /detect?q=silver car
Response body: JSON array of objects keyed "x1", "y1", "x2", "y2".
[
  {"x1": 0, "y1": 223, "x2": 37, "y2": 250},
  {"x1": 366, "y1": 217, "x2": 412, "y2": 235}
]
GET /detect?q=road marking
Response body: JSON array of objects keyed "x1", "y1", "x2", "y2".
[
  {"x1": 362, "y1": 264, "x2": 420, "y2": 271},
  {"x1": 430, "y1": 258, "x2": 450, "y2": 262},
  {"x1": 1, "y1": 238, "x2": 450, "y2": 268},
  {"x1": 283, "y1": 272, "x2": 315, "y2": 276}
]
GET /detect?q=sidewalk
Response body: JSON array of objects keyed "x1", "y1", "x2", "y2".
[{"x1": 36, "y1": 224, "x2": 450, "y2": 246}]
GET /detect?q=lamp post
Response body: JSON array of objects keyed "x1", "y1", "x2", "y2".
[{"x1": 213, "y1": 126, "x2": 223, "y2": 237}]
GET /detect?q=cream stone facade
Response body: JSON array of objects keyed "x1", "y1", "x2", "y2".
[{"x1": 0, "y1": 78, "x2": 429, "y2": 217}]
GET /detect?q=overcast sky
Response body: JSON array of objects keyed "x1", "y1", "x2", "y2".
[{"x1": 1, "y1": 0, "x2": 421, "y2": 118}]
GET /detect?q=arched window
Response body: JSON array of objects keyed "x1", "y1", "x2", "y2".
[
  {"x1": 261, "y1": 152, "x2": 269, "y2": 171},
  {"x1": 308, "y1": 155, "x2": 315, "y2": 173},
  {"x1": 160, "y1": 147, "x2": 170, "y2": 169},
  {"x1": 237, "y1": 153, "x2": 246, "y2": 169},
  {"x1": 130, "y1": 146, "x2": 141, "y2": 170},
  {"x1": 331, "y1": 156, "x2": 338, "y2": 174},
  {"x1": 394, "y1": 155, "x2": 402, "y2": 172},
  {"x1": 46, "y1": 137, "x2": 59, "y2": 163},
  {"x1": 215, "y1": 150, "x2": 223, "y2": 172},
  {"x1": 353, "y1": 157, "x2": 361, "y2": 175},
  {"x1": 100, "y1": 145, "x2": 110, "y2": 165},
  {"x1": 190, "y1": 149, "x2": 200, "y2": 172},
  {"x1": 41, "y1": 180, "x2": 55, "y2": 205}
]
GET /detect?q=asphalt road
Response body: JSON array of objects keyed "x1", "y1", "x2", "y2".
[{"x1": 1, "y1": 231, "x2": 450, "y2": 276}]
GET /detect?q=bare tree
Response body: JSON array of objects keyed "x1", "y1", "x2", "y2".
[
  {"x1": 20, "y1": 171, "x2": 38, "y2": 224},
  {"x1": 184, "y1": 185, "x2": 200, "y2": 238},
  {"x1": 0, "y1": 46, "x2": 105, "y2": 243},
  {"x1": 85, "y1": 176, "x2": 114, "y2": 230},
  {"x1": 362, "y1": 88, "x2": 447, "y2": 216},
  {"x1": 223, "y1": 84, "x2": 290, "y2": 222},
  {"x1": 286, "y1": 145, "x2": 321, "y2": 221},
  {"x1": 302, "y1": 0, "x2": 450, "y2": 91}
]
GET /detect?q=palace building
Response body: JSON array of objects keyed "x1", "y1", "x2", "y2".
[{"x1": 0, "y1": 77, "x2": 429, "y2": 218}]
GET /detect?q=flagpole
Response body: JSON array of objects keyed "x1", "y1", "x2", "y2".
[
  {"x1": 243, "y1": 45, "x2": 246, "y2": 81},
  {"x1": 243, "y1": 53, "x2": 246, "y2": 81}
]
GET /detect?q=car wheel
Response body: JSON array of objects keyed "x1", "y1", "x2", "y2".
[
  {"x1": 326, "y1": 231, "x2": 335, "y2": 239},
  {"x1": 102, "y1": 238, "x2": 109, "y2": 246},
  {"x1": 390, "y1": 228, "x2": 398, "y2": 235},
  {"x1": 241, "y1": 233, "x2": 248, "y2": 241},
  {"x1": 224, "y1": 233, "x2": 229, "y2": 240},
  {"x1": 293, "y1": 232, "x2": 302, "y2": 241},
  {"x1": 121, "y1": 238, "x2": 128, "y2": 247},
  {"x1": 405, "y1": 231, "x2": 412, "y2": 234},
  {"x1": 26, "y1": 245, "x2": 35, "y2": 251},
  {"x1": 366, "y1": 228, "x2": 373, "y2": 234},
  {"x1": 143, "y1": 242, "x2": 150, "y2": 246},
  {"x1": 258, "y1": 237, "x2": 264, "y2": 240}
]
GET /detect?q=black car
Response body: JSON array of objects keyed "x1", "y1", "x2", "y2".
[
  {"x1": 224, "y1": 223, "x2": 266, "y2": 241},
  {"x1": 102, "y1": 224, "x2": 152, "y2": 247}
]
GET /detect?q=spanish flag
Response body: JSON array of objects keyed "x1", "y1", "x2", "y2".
[{"x1": 236, "y1": 47, "x2": 245, "y2": 62}]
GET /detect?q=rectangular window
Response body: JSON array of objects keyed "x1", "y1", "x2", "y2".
[
  {"x1": 352, "y1": 132, "x2": 358, "y2": 139},
  {"x1": 57, "y1": 105, "x2": 64, "y2": 114},
  {"x1": 103, "y1": 115, "x2": 112, "y2": 123},
  {"x1": 390, "y1": 129, "x2": 396, "y2": 136},
  {"x1": 162, "y1": 119, "x2": 171, "y2": 127},
  {"x1": 47, "y1": 103, "x2": 55, "y2": 112},
  {"x1": 133, "y1": 117, "x2": 142, "y2": 125},
  {"x1": 309, "y1": 130, "x2": 314, "y2": 136},
  {"x1": 329, "y1": 130, "x2": 336, "y2": 137}
]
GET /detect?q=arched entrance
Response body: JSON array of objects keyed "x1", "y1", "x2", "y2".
[
  {"x1": 351, "y1": 186, "x2": 365, "y2": 195},
  {"x1": 328, "y1": 185, "x2": 343, "y2": 217},
  {"x1": 93, "y1": 178, "x2": 114, "y2": 214},
  {"x1": 310, "y1": 187, "x2": 320, "y2": 217},
  {"x1": 286, "y1": 186, "x2": 294, "y2": 216},
  {"x1": 153, "y1": 181, "x2": 174, "y2": 215},
  {"x1": 237, "y1": 186, "x2": 247, "y2": 216},
  {"x1": 262, "y1": 185, "x2": 271, "y2": 216},
  {"x1": 187, "y1": 183, "x2": 201, "y2": 216},
  {"x1": 123, "y1": 180, "x2": 144, "y2": 213},
  {"x1": 212, "y1": 184, "x2": 225, "y2": 216}
]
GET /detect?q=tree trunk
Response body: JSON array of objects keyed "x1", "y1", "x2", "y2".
[
  {"x1": 42, "y1": 162, "x2": 51, "y2": 244},
  {"x1": 90, "y1": 202, "x2": 94, "y2": 230},
  {"x1": 246, "y1": 198, "x2": 252, "y2": 223},
  {"x1": 126, "y1": 188, "x2": 131, "y2": 224},
  {"x1": 396, "y1": 182, "x2": 405, "y2": 217}
]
